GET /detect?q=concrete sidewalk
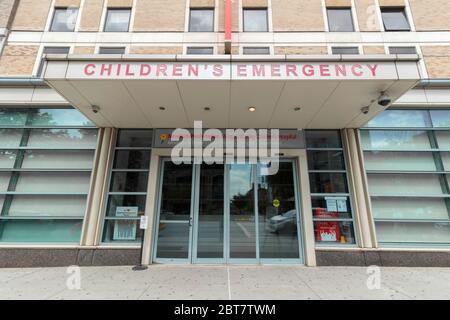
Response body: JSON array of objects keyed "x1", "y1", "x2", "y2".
[{"x1": 0, "y1": 265, "x2": 449, "y2": 300}]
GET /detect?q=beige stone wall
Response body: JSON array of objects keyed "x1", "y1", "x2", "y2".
[
  {"x1": 363, "y1": 46, "x2": 386, "y2": 54},
  {"x1": 0, "y1": 45, "x2": 39, "y2": 76},
  {"x1": 54, "y1": 0, "x2": 81, "y2": 7},
  {"x1": 79, "y1": 0, "x2": 105, "y2": 32},
  {"x1": 190, "y1": 0, "x2": 215, "y2": 7},
  {"x1": 134, "y1": 0, "x2": 186, "y2": 32},
  {"x1": 422, "y1": 46, "x2": 450, "y2": 79},
  {"x1": 12, "y1": 0, "x2": 52, "y2": 31},
  {"x1": 272, "y1": 0, "x2": 324, "y2": 31},
  {"x1": 325, "y1": 0, "x2": 351, "y2": 7},
  {"x1": 0, "y1": 0, "x2": 18, "y2": 29},
  {"x1": 378, "y1": 0, "x2": 405, "y2": 6},
  {"x1": 275, "y1": 46, "x2": 328, "y2": 55},
  {"x1": 73, "y1": 46, "x2": 96, "y2": 54},
  {"x1": 409, "y1": 0, "x2": 450, "y2": 31},
  {"x1": 129, "y1": 46, "x2": 183, "y2": 54},
  {"x1": 242, "y1": 0, "x2": 268, "y2": 7},
  {"x1": 354, "y1": 0, "x2": 380, "y2": 31},
  {"x1": 108, "y1": 0, "x2": 133, "y2": 7}
]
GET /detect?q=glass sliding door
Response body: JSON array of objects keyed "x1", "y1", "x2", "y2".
[
  {"x1": 257, "y1": 161, "x2": 301, "y2": 260},
  {"x1": 194, "y1": 164, "x2": 225, "y2": 261},
  {"x1": 154, "y1": 161, "x2": 194, "y2": 261},
  {"x1": 228, "y1": 164, "x2": 257, "y2": 261}
]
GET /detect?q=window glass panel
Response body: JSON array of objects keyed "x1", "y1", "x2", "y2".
[
  {"x1": 309, "y1": 172, "x2": 348, "y2": 194},
  {"x1": 364, "y1": 151, "x2": 437, "y2": 171},
  {"x1": 0, "y1": 196, "x2": 4, "y2": 212},
  {"x1": 0, "y1": 172, "x2": 10, "y2": 192},
  {"x1": 0, "y1": 151, "x2": 16, "y2": 169},
  {"x1": 27, "y1": 129, "x2": 98, "y2": 148},
  {"x1": 314, "y1": 221, "x2": 355, "y2": 244},
  {"x1": 0, "y1": 220, "x2": 82, "y2": 243},
  {"x1": 367, "y1": 174, "x2": 445, "y2": 196},
  {"x1": 327, "y1": 9, "x2": 355, "y2": 32},
  {"x1": 104, "y1": 9, "x2": 131, "y2": 32},
  {"x1": 21, "y1": 150, "x2": 94, "y2": 169},
  {"x1": 307, "y1": 150, "x2": 345, "y2": 170},
  {"x1": 441, "y1": 152, "x2": 450, "y2": 171},
  {"x1": 360, "y1": 130, "x2": 431, "y2": 150},
  {"x1": 117, "y1": 130, "x2": 153, "y2": 147},
  {"x1": 105, "y1": 195, "x2": 147, "y2": 217},
  {"x1": 186, "y1": 47, "x2": 214, "y2": 55},
  {"x1": 0, "y1": 110, "x2": 27, "y2": 126},
  {"x1": 113, "y1": 150, "x2": 150, "y2": 170},
  {"x1": 365, "y1": 110, "x2": 431, "y2": 128},
  {"x1": 331, "y1": 47, "x2": 359, "y2": 54},
  {"x1": 109, "y1": 172, "x2": 149, "y2": 193},
  {"x1": 376, "y1": 221, "x2": 450, "y2": 244},
  {"x1": 371, "y1": 197, "x2": 450, "y2": 220},
  {"x1": 243, "y1": 47, "x2": 270, "y2": 55},
  {"x1": 28, "y1": 109, "x2": 94, "y2": 127},
  {"x1": 0, "y1": 129, "x2": 23, "y2": 147},
  {"x1": 99, "y1": 47, "x2": 126, "y2": 54},
  {"x1": 14, "y1": 172, "x2": 91, "y2": 193},
  {"x1": 381, "y1": 8, "x2": 410, "y2": 31},
  {"x1": 435, "y1": 131, "x2": 450, "y2": 149},
  {"x1": 50, "y1": 8, "x2": 78, "y2": 32},
  {"x1": 431, "y1": 110, "x2": 450, "y2": 128},
  {"x1": 102, "y1": 220, "x2": 143, "y2": 243},
  {"x1": 189, "y1": 9, "x2": 214, "y2": 32},
  {"x1": 5, "y1": 195, "x2": 87, "y2": 217},
  {"x1": 305, "y1": 130, "x2": 342, "y2": 148},
  {"x1": 243, "y1": 9, "x2": 268, "y2": 32},
  {"x1": 312, "y1": 196, "x2": 352, "y2": 219},
  {"x1": 389, "y1": 46, "x2": 417, "y2": 54}
]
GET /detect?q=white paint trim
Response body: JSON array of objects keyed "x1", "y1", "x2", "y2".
[
  {"x1": 45, "y1": 0, "x2": 57, "y2": 32},
  {"x1": 184, "y1": 0, "x2": 191, "y2": 32},
  {"x1": 404, "y1": 0, "x2": 416, "y2": 32},
  {"x1": 350, "y1": 0, "x2": 359, "y2": 32},
  {"x1": 321, "y1": 0, "x2": 329, "y2": 32},
  {"x1": 267, "y1": 0, "x2": 273, "y2": 33},
  {"x1": 99, "y1": 1, "x2": 109, "y2": 32},
  {"x1": 129, "y1": 0, "x2": 137, "y2": 32},
  {"x1": 238, "y1": 0, "x2": 243, "y2": 33},
  {"x1": 374, "y1": 0, "x2": 384, "y2": 32},
  {"x1": 74, "y1": 0, "x2": 85, "y2": 32}
]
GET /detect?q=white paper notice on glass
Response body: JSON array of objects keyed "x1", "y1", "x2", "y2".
[
  {"x1": 336, "y1": 197, "x2": 348, "y2": 212},
  {"x1": 325, "y1": 197, "x2": 338, "y2": 212},
  {"x1": 140, "y1": 216, "x2": 149, "y2": 230}
]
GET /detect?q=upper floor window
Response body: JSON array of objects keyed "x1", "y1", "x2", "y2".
[
  {"x1": 50, "y1": 7, "x2": 79, "y2": 32},
  {"x1": 189, "y1": 9, "x2": 214, "y2": 32},
  {"x1": 99, "y1": 47, "x2": 126, "y2": 54},
  {"x1": 331, "y1": 47, "x2": 359, "y2": 55},
  {"x1": 37, "y1": 47, "x2": 70, "y2": 76},
  {"x1": 389, "y1": 46, "x2": 417, "y2": 55},
  {"x1": 243, "y1": 9, "x2": 268, "y2": 32},
  {"x1": 243, "y1": 47, "x2": 270, "y2": 55},
  {"x1": 186, "y1": 47, "x2": 214, "y2": 55},
  {"x1": 381, "y1": 7, "x2": 410, "y2": 31},
  {"x1": 104, "y1": 8, "x2": 131, "y2": 32},
  {"x1": 327, "y1": 8, "x2": 354, "y2": 32}
]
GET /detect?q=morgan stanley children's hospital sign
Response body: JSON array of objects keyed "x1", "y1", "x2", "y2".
[{"x1": 70, "y1": 61, "x2": 402, "y2": 80}]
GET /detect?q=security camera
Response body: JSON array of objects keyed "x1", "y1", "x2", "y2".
[
  {"x1": 361, "y1": 106, "x2": 370, "y2": 115},
  {"x1": 91, "y1": 105, "x2": 100, "y2": 114},
  {"x1": 378, "y1": 92, "x2": 392, "y2": 107}
]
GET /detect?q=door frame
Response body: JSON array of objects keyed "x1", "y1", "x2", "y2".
[{"x1": 146, "y1": 149, "x2": 316, "y2": 266}]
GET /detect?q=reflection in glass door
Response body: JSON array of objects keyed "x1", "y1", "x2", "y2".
[{"x1": 155, "y1": 161, "x2": 194, "y2": 261}]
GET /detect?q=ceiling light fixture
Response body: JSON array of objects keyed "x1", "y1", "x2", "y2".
[
  {"x1": 204, "y1": 107, "x2": 211, "y2": 111},
  {"x1": 294, "y1": 107, "x2": 301, "y2": 111},
  {"x1": 248, "y1": 107, "x2": 256, "y2": 112},
  {"x1": 159, "y1": 106, "x2": 166, "y2": 111}
]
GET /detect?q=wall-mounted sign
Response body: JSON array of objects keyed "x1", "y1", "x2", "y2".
[
  {"x1": 113, "y1": 207, "x2": 139, "y2": 241},
  {"x1": 63, "y1": 61, "x2": 407, "y2": 81},
  {"x1": 153, "y1": 129, "x2": 305, "y2": 149},
  {"x1": 325, "y1": 197, "x2": 348, "y2": 213}
]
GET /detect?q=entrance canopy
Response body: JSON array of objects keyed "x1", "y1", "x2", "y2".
[{"x1": 43, "y1": 54, "x2": 421, "y2": 129}]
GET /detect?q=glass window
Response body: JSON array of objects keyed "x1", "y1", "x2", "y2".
[
  {"x1": 243, "y1": 47, "x2": 270, "y2": 55},
  {"x1": 186, "y1": 47, "x2": 214, "y2": 55},
  {"x1": 243, "y1": 9, "x2": 268, "y2": 32},
  {"x1": 189, "y1": 9, "x2": 214, "y2": 32},
  {"x1": 361, "y1": 109, "x2": 450, "y2": 247},
  {"x1": 327, "y1": 8, "x2": 354, "y2": 32},
  {"x1": 0, "y1": 108, "x2": 97, "y2": 243},
  {"x1": 331, "y1": 47, "x2": 359, "y2": 55},
  {"x1": 389, "y1": 46, "x2": 417, "y2": 55},
  {"x1": 99, "y1": 47, "x2": 126, "y2": 54},
  {"x1": 306, "y1": 130, "x2": 356, "y2": 245},
  {"x1": 381, "y1": 7, "x2": 411, "y2": 31},
  {"x1": 37, "y1": 47, "x2": 70, "y2": 76},
  {"x1": 102, "y1": 129, "x2": 153, "y2": 244},
  {"x1": 50, "y1": 8, "x2": 79, "y2": 32},
  {"x1": 104, "y1": 9, "x2": 131, "y2": 32}
]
